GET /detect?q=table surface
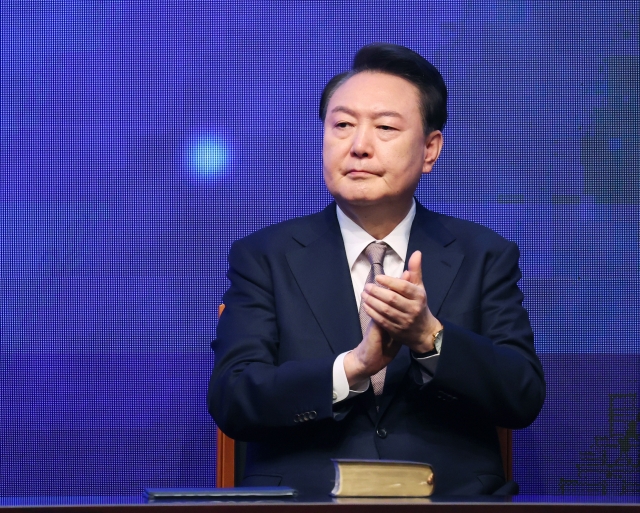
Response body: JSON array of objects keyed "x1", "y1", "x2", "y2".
[{"x1": 1, "y1": 495, "x2": 639, "y2": 512}]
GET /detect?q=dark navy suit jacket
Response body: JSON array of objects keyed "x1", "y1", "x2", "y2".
[{"x1": 208, "y1": 201, "x2": 545, "y2": 497}]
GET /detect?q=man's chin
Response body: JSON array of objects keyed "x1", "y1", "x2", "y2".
[{"x1": 332, "y1": 193, "x2": 390, "y2": 209}]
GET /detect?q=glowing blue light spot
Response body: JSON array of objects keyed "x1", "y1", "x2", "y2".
[{"x1": 188, "y1": 136, "x2": 230, "y2": 177}]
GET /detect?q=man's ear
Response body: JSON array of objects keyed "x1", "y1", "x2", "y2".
[{"x1": 422, "y1": 130, "x2": 443, "y2": 174}]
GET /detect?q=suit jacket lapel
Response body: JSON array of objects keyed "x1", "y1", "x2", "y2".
[
  {"x1": 378, "y1": 202, "x2": 464, "y2": 418},
  {"x1": 408, "y1": 203, "x2": 464, "y2": 318},
  {"x1": 286, "y1": 203, "x2": 362, "y2": 356}
]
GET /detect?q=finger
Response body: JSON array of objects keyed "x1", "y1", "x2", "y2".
[
  {"x1": 364, "y1": 282, "x2": 413, "y2": 310},
  {"x1": 362, "y1": 301, "x2": 397, "y2": 333},
  {"x1": 373, "y1": 275, "x2": 422, "y2": 300},
  {"x1": 400, "y1": 270, "x2": 411, "y2": 281},
  {"x1": 407, "y1": 250, "x2": 423, "y2": 286},
  {"x1": 362, "y1": 293, "x2": 407, "y2": 330}
]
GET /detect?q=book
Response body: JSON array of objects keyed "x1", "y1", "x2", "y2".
[
  {"x1": 143, "y1": 487, "x2": 297, "y2": 501},
  {"x1": 330, "y1": 459, "x2": 434, "y2": 497}
]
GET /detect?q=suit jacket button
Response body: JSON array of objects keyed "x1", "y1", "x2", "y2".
[
  {"x1": 294, "y1": 414, "x2": 300, "y2": 423},
  {"x1": 376, "y1": 428, "x2": 388, "y2": 439},
  {"x1": 309, "y1": 411, "x2": 317, "y2": 420},
  {"x1": 303, "y1": 412, "x2": 310, "y2": 421}
]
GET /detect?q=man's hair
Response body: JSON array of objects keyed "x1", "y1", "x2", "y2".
[{"x1": 319, "y1": 43, "x2": 448, "y2": 134}]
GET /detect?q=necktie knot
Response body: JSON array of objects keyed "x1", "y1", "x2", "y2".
[{"x1": 364, "y1": 242, "x2": 387, "y2": 267}]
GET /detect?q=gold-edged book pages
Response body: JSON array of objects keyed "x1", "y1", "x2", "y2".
[{"x1": 330, "y1": 459, "x2": 434, "y2": 497}]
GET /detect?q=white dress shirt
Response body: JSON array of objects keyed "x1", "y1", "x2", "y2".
[{"x1": 332, "y1": 200, "x2": 442, "y2": 403}]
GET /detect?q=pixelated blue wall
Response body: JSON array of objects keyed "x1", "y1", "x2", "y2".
[{"x1": 1, "y1": 0, "x2": 638, "y2": 498}]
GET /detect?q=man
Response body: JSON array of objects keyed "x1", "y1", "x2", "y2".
[{"x1": 208, "y1": 43, "x2": 545, "y2": 497}]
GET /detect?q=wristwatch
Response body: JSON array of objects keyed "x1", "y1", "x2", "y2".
[{"x1": 413, "y1": 328, "x2": 444, "y2": 358}]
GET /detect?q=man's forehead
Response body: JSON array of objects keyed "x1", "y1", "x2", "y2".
[
  {"x1": 330, "y1": 105, "x2": 404, "y2": 119},
  {"x1": 326, "y1": 72, "x2": 421, "y2": 115}
]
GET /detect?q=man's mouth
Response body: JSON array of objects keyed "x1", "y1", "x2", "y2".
[{"x1": 346, "y1": 169, "x2": 378, "y2": 176}]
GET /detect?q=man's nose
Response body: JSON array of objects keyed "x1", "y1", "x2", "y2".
[{"x1": 350, "y1": 127, "x2": 373, "y2": 158}]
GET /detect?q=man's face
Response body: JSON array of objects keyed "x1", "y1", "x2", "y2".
[{"x1": 322, "y1": 72, "x2": 439, "y2": 210}]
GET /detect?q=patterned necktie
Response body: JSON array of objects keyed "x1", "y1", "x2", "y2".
[{"x1": 359, "y1": 242, "x2": 388, "y2": 396}]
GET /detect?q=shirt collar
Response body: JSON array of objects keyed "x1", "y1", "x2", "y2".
[{"x1": 336, "y1": 199, "x2": 416, "y2": 270}]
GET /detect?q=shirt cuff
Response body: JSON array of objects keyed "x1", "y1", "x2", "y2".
[
  {"x1": 413, "y1": 353, "x2": 440, "y2": 383},
  {"x1": 332, "y1": 351, "x2": 370, "y2": 404},
  {"x1": 412, "y1": 331, "x2": 444, "y2": 384}
]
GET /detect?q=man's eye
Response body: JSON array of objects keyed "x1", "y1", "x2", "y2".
[
  {"x1": 379, "y1": 125, "x2": 395, "y2": 131},
  {"x1": 335, "y1": 122, "x2": 350, "y2": 128}
]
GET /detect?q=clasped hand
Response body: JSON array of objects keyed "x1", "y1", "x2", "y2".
[{"x1": 343, "y1": 251, "x2": 443, "y2": 386}]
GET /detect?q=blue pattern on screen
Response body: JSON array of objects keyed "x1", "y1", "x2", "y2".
[{"x1": 1, "y1": 0, "x2": 638, "y2": 498}]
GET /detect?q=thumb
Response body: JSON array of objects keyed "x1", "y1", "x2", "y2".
[{"x1": 407, "y1": 250, "x2": 423, "y2": 286}]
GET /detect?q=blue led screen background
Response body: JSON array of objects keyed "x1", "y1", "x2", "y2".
[{"x1": 1, "y1": 1, "x2": 638, "y2": 498}]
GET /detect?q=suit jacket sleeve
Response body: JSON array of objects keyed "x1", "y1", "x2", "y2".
[
  {"x1": 207, "y1": 236, "x2": 336, "y2": 442},
  {"x1": 419, "y1": 239, "x2": 545, "y2": 429}
]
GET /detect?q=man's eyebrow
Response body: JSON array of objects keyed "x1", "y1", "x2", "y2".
[
  {"x1": 330, "y1": 106, "x2": 357, "y2": 116},
  {"x1": 329, "y1": 106, "x2": 404, "y2": 119},
  {"x1": 371, "y1": 110, "x2": 403, "y2": 119}
]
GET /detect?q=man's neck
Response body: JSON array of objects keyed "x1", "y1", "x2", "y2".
[{"x1": 336, "y1": 198, "x2": 414, "y2": 240}]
